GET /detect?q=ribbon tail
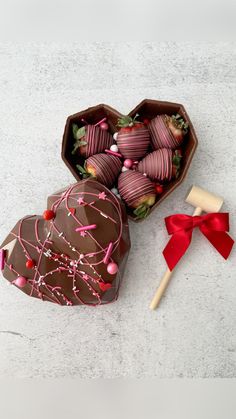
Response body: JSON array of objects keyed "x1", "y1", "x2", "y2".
[
  {"x1": 163, "y1": 230, "x2": 192, "y2": 271},
  {"x1": 200, "y1": 226, "x2": 234, "y2": 259}
]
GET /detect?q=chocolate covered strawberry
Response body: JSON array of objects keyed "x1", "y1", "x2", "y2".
[
  {"x1": 77, "y1": 153, "x2": 122, "y2": 188},
  {"x1": 72, "y1": 118, "x2": 113, "y2": 158},
  {"x1": 116, "y1": 114, "x2": 150, "y2": 161},
  {"x1": 149, "y1": 113, "x2": 188, "y2": 150},
  {"x1": 138, "y1": 148, "x2": 182, "y2": 182},
  {"x1": 118, "y1": 171, "x2": 156, "y2": 219}
]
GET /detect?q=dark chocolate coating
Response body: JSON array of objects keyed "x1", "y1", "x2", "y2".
[{"x1": 0, "y1": 180, "x2": 130, "y2": 306}]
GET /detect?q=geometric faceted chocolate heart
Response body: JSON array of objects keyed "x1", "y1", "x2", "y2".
[
  {"x1": 61, "y1": 100, "x2": 198, "y2": 221},
  {"x1": 0, "y1": 180, "x2": 131, "y2": 306}
]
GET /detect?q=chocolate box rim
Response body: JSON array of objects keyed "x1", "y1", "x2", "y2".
[{"x1": 61, "y1": 99, "x2": 198, "y2": 223}]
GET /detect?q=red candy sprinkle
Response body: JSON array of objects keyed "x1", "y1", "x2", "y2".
[
  {"x1": 99, "y1": 282, "x2": 112, "y2": 291},
  {"x1": 43, "y1": 210, "x2": 55, "y2": 220},
  {"x1": 155, "y1": 185, "x2": 163, "y2": 194},
  {"x1": 26, "y1": 259, "x2": 35, "y2": 269},
  {"x1": 69, "y1": 208, "x2": 76, "y2": 215}
]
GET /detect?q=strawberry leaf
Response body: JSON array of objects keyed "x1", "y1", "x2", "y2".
[
  {"x1": 117, "y1": 114, "x2": 141, "y2": 128},
  {"x1": 72, "y1": 123, "x2": 79, "y2": 138},
  {"x1": 77, "y1": 140, "x2": 87, "y2": 146},
  {"x1": 71, "y1": 142, "x2": 80, "y2": 155},
  {"x1": 172, "y1": 151, "x2": 182, "y2": 178},
  {"x1": 71, "y1": 139, "x2": 87, "y2": 155},
  {"x1": 76, "y1": 164, "x2": 87, "y2": 175},
  {"x1": 76, "y1": 164, "x2": 94, "y2": 179},
  {"x1": 82, "y1": 173, "x2": 92, "y2": 179},
  {"x1": 133, "y1": 204, "x2": 150, "y2": 219},
  {"x1": 75, "y1": 126, "x2": 86, "y2": 140},
  {"x1": 117, "y1": 115, "x2": 133, "y2": 128},
  {"x1": 171, "y1": 114, "x2": 188, "y2": 134}
]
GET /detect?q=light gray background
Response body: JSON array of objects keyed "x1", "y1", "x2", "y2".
[{"x1": 0, "y1": 42, "x2": 235, "y2": 378}]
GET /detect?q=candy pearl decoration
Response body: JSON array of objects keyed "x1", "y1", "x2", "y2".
[
  {"x1": 15, "y1": 276, "x2": 27, "y2": 287},
  {"x1": 113, "y1": 132, "x2": 118, "y2": 141},
  {"x1": 100, "y1": 122, "x2": 109, "y2": 130},
  {"x1": 110, "y1": 144, "x2": 119, "y2": 152},
  {"x1": 122, "y1": 166, "x2": 129, "y2": 172},
  {"x1": 111, "y1": 187, "x2": 119, "y2": 195},
  {"x1": 107, "y1": 262, "x2": 118, "y2": 275},
  {"x1": 124, "y1": 159, "x2": 133, "y2": 169}
]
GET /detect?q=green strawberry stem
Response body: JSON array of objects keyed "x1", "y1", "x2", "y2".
[
  {"x1": 172, "y1": 150, "x2": 182, "y2": 178},
  {"x1": 117, "y1": 113, "x2": 141, "y2": 128},
  {"x1": 76, "y1": 164, "x2": 93, "y2": 179},
  {"x1": 71, "y1": 124, "x2": 87, "y2": 155},
  {"x1": 133, "y1": 204, "x2": 150, "y2": 219},
  {"x1": 170, "y1": 114, "x2": 188, "y2": 134}
]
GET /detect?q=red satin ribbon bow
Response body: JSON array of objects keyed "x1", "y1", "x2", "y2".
[{"x1": 163, "y1": 213, "x2": 234, "y2": 271}]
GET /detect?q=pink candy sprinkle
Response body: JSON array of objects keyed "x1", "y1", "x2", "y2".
[
  {"x1": 124, "y1": 159, "x2": 133, "y2": 169},
  {"x1": 105, "y1": 149, "x2": 123, "y2": 158},
  {"x1": 94, "y1": 117, "x2": 107, "y2": 127},
  {"x1": 13, "y1": 276, "x2": 27, "y2": 288},
  {"x1": 103, "y1": 242, "x2": 113, "y2": 265},
  {"x1": 100, "y1": 122, "x2": 109, "y2": 130},
  {"x1": 75, "y1": 224, "x2": 97, "y2": 233},
  {"x1": 107, "y1": 262, "x2": 118, "y2": 275}
]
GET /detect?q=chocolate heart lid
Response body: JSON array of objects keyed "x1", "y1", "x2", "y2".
[{"x1": 0, "y1": 180, "x2": 131, "y2": 306}]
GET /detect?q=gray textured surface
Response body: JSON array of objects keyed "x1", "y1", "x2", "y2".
[{"x1": 0, "y1": 42, "x2": 235, "y2": 378}]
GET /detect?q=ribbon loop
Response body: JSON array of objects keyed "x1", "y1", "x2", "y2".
[{"x1": 163, "y1": 212, "x2": 234, "y2": 271}]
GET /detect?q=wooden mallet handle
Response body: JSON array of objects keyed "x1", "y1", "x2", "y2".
[
  {"x1": 149, "y1": 185, "x2": 224, "y2": 311},
  {"x1": 149, "y1": 206, "x2": 203, "y2": 310}
]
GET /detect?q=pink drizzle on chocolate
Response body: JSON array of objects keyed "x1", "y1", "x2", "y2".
[
  {"x1": 118, "y1": 171, "x2": 155, "y2": 208},
  {"x1": 84, "y1": 125, "x2": 113, "y2": 157},
  {"x1": 86, "y1": 153, "x2": 122, "y2": 187},
  {"x1": 149, "y1": 115, "x2": 181, "y2": 149},
  {"x1": 0, "y1": 180, "x2": 130, "y2": 306},
  {"x1": 138, "y1": 148, "x2": 173, "y2": 181},
  {"x1": 117, "y1": 127, "x2": 150, "y2": 160}
]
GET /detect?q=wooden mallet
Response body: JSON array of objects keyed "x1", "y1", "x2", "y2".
[{"x1": 150, "y1": 185, "x2": 224, "y2": 310}]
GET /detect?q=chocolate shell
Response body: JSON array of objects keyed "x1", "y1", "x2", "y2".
[
  {"x1": 149, "y1": 115, "x2": 183, "y2": 149},
  {"x1": 118, "y1": 171, "x2": 156, "y2": 209},
  {"x1": 0, "y1": 180, "x2": 131, "y2": 306},
  {"x1": 116, "y1": 126, "x2": 150, "y2": 160},
  {"x1": 86, "y1": 153, "x2": 122, "y2": 187},
  {"x1": 73, "y1": 124, "x2": 113, "y2": 158},
  {"x1": 138, "y1": 148, "x2": 173, "y2": 182}
]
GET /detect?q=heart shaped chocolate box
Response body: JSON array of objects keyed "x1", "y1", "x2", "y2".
[
  {"x1": 0, "y1": 180, "x2": 130, "y2": 306},
  {"x1": 62, "y1": 99, "x2": 198, "y2": 221}
]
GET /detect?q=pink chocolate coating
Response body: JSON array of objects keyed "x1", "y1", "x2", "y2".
[
  {"x1": 118, "y1": 171, "x2": 155, "y2": 208},
  {"x1": 83, "y1": 125, "x2": 113, "y2": 158},
  {"x1": 86, "y1": 153, "x2": 122, "y2": 187},
  {"x1": 117, "y1": 126, "x2": 150, "y2": 160},
  {"x1": 138, "y1": 148, "x2": 173, "y2": 182},
  {"x1": 149, "y1": 115, "x2": 182, "y2": 150}
]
